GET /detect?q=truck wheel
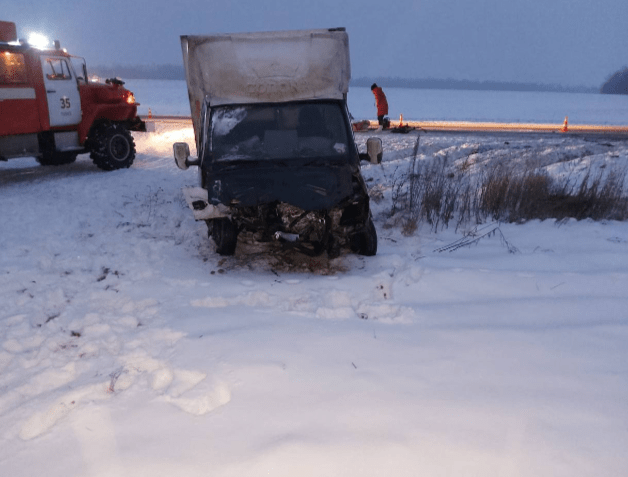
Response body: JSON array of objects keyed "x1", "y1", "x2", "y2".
[
  {"x1": 351, "y1": 216, "x2": 377, "y2": 256},
  {"x1": 37, "y1": 151, "x2": 78, "y2": 166},
  {"x1": 90, "y1": 124, "x2": 136, "y2": 171},
  {"x1": 211, "y1": 218, "x2": 238, "y2": 256}
]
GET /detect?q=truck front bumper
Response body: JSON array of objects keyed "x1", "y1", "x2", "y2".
[{"x1": 128, "y1": 116, "x2": 147, "y2": 132}]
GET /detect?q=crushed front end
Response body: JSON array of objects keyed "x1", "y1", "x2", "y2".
[{"x1": 181, "y1": 100, "x2": 377, "y2": 257}]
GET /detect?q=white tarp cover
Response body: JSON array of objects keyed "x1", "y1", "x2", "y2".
[{"x1": 180, "y1": 29, "x2": 351, "y2": 140}]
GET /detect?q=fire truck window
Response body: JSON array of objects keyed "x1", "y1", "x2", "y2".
[
  {"x1": 44, "y1": 58, "x2": 72, "y2": 80},
  {"x1": 0, "y1": 52, "x2": 28, "y2": 84}
]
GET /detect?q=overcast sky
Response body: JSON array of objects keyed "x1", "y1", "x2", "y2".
[{"x1": 6, "y1": 0, "x2": 628, "y2": 88}]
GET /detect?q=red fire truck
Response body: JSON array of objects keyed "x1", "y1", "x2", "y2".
[{"x1": 0, "y1": 21, "x2": 145, "y2": 170}]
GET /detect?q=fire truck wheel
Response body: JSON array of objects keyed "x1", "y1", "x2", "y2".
[
  {"x1": 37, "y1": 151, "x2": 78, "y2": 166},
  {"x1": 90, "y1": 124, "x2": 136, "y2": 171}
]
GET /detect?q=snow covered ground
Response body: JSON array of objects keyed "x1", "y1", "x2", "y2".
[
  {"x1": 1, "y1": 90, "x2": 628, "y2": 476},
  {"x1": 125, "y1": 79, "x2": 628, "y2": 125}
]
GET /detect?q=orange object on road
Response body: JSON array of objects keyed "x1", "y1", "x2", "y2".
[{"x1": 561, "y1": 116, "x2": 569, "y2": 132}]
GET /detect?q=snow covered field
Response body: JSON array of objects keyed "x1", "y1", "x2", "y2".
[
  {"x1": 126, "y1": 79, "x2": 628, "y2": 125},
  {"x1": 1, "y1": 85, "x2": 628, "y2": 476}
]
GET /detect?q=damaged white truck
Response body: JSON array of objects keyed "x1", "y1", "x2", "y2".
[{"x1": 173, "y1": 28, "x2": 382, "y2": 257}]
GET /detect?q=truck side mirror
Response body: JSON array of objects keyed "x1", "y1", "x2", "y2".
[
  {"x1": 173, "y1": 142, "x2": 199, "y2": 169},
  {"x1": 366, "y1": 137, "x2": 383, "y2": 164}
]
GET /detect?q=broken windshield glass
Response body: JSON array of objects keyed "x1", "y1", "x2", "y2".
[{"x1": 209, "y1": 102, "x2": 349, "y2": 162}]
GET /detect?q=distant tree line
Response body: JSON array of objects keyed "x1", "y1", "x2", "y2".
[
  {"x1": 600, "y1": 67, "x2": 628, "y2": 95},
  {"x1": 88, "y1": 64, "x2": 601, "y2": 94}
]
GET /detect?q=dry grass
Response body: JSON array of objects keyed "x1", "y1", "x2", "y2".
[{"x1": 389, "y1": 156, "x2": 628, "y2": 232}]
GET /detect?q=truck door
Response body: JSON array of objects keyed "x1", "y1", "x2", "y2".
[{"x1": 40, "y1": 56, "x2": 81, "y2": 127}]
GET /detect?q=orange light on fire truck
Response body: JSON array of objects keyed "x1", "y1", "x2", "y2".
[{"x1": 126, "y1": 92, "x2": 136, "y2": 105}]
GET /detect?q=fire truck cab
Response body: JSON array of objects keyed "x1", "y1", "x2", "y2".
[{"x1": 0, "y1": 20, "x2": 145, "y2": 170}]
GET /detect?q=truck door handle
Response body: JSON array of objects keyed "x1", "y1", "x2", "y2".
[{"x1": 46, "y1": 90, "x2": 56, "y2": 93}]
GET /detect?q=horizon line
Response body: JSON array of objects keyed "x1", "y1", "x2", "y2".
[{"x1": 88, "y1": 64, "x2": 602, "y2": 93}]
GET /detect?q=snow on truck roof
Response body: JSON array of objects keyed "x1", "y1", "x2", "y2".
[{"x1": 180, "y1": 28, "x2": 351, "y2": 132}]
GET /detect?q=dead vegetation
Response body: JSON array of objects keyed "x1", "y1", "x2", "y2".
[{"x1": 387, "y1": 135, "x2": 628, "y2": 233}]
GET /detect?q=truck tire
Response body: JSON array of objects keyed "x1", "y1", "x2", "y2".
[
  {"x1": 211, "y1": 218, "x2": 238, "y2": 256},
  {"x1": 351, "y1": 216, "x2": 377, "y2": 256},
  {"x1": 90, "y1": 124, "x2": 136, "y2": 171},
  {"x1": 37, "y1": 151, "x2": 78, "y2": 166}
]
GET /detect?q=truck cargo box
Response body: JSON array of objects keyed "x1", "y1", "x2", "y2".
[{"x1": 180, "y1": 28, "x2": 351, "y2": 140}]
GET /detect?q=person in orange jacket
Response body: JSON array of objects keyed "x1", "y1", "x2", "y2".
[{"x1": 371, "y1": 83, "x2": 389, "y2": 128}]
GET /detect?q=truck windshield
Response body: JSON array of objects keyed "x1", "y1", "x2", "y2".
[{"x1": 209, "y1": 102, "x2": 350, "y2": 162}]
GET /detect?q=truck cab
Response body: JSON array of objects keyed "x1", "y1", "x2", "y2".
[
  {"x1": 173, "y1": 28, "x2": 382, "y2": 257},
  {"x1": 0, "y1": 20, "x2": 145, "y2": 170}
]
